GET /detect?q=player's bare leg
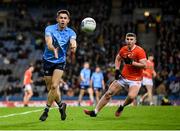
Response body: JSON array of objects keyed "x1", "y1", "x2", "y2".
[
  {"x1": 95, "y1": 90, "x2": 100, "y2": 103},
  {"x1": 140, "y1": 92, "x2": 148, "y2": 104},
  {"x1": 140, "y1": 85, "x2": 153, "y2": 105},
  {"x1": 26, "y1": 90, "x2": 33, "y2": 106},
  {"x1": 40, "y1": 69, "x2": 66, "y2": 121},
  {"x1": 78, "y1": 89, "x2": 85, "y2": 106},
  {"x1": 115, "y1": 85, "x2": 141, "y2": 117},
  {"x1": 52, "y1": 69, "x2": 67, "y2": 120},
  {"x1": 23, "y1": 92, "x2": 28, "y2": 106},
  {"x1": 84, "y1": 80, "x2": 121, "y2": 117},
  {"x1": 88, "y1": 87, "x2": 94, "y2": 105},
  {"x1": 23, "y1": 90, "x2": 33, "y2": 107},
  {"x1": 146, "y1": 85, "x2": 153, "y2": 105},
  {"x1": 39, "y1": 76, "x2": 52, "y2": 121}
]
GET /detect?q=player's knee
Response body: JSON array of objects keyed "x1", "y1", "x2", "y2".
[
  {"x1": 128, "y1": 94, "x2": 136, "y2": 100},
  {"x1": 104, "y1": 90, "x2": 113, "y2": 100},
  {"x1": 30, "y1": 92, "x2": 33, "y2": 97},
  {"x1": 51, "y1": 83, "x2": 59, "y2": 90}
]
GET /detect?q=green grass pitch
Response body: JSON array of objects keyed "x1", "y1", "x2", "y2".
[{"x1": 0, "y1": 106, "x2": 180, "y2": 130}]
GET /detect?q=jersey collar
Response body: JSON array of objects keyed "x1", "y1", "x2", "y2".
[
  {"x1": 56, "y1": 23, "x2": 68, "y2": 31},
  {"x1": 127, "y1": 44, "x2": 137, "y2": 51}
]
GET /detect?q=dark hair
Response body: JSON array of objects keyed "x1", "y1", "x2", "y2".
[
  {"x1": 126, "y1": 32, "x2": 136, "y2": 38},
  {"x1": 148, "y1": 53, "x2": 154, "y2": 57},
  {"x1": 56, "y1": 9, "x2": 70, "y2": 18},
  {"x1": 29, "y1": 62, "x2": 34, "y2": 67}
]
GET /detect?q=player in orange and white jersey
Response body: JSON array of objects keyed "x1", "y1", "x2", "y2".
[
  {"x1": 84, "y1": 33, "x2": 147, "y2": 117},
  {"x1": 140, "y1": 54, "x2": 156, "y2": 105},
  {"x1": 23, "y1": 64, "x2": 34, "y2": 107}
]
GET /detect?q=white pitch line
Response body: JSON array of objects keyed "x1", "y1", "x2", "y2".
[{"x1": 0, "y1": 107, "x2": 56, "y2": 118}]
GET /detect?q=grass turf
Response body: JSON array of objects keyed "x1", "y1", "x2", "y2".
[{"x1": 0, "y1": 106, "x2": 180, "y2": 130}]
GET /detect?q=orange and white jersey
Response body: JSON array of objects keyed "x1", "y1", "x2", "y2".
[
  {"x1": 119, "y1": 45, "x2": 146, "y2": 81},
  {"x1": 23, "y1": 69, "x2": 32, "y2": 85},
  {"x1": 143, "y1": 60, "x2": 154, "y2": 79}
]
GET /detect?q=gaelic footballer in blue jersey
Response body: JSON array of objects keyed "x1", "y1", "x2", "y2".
[
  {"x1": 39, "y1": 10, "x2": 77, "y2": 121},
  {"x1": 78, "y1": 62, "x2": 94, "y2": 106},
  {"x1": 90, "y1": 66, "x2": 105, "y2": 104}
]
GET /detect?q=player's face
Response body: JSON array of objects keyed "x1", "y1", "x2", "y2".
[
  {"x1": 84, "y1": 63, "x2": 89, "y2": 68},
  {"x1": 56, "y1": 13, "x2": 70, "y2": 29},
  {"x1": 149, "y1": 56, "x2": 154, "y2": 61},
  {"x1": 30, "y1": 67, "x2": 34, "y2": 72},
  {"x1": 125, "y1": 36, "x2": 136, "y2": 49},
  {"x1": 96, "y1": 67, "x2": 100, "y2": 72}
]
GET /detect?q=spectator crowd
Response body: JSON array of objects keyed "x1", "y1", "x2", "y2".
[{"x1": 0, "y1": 0, "x2": 179, "y2": 102}]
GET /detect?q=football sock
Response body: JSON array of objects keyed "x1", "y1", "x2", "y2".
[
  {"x1": 123, "y1": 97, "x2": 134, "y2": 107},
  {"x1": 94, "y1": 109, "x2": 98, "y2": 114},
  {"x1": 56, "y1": 100, "x2": 63, "y2": 108},
  {"x1": 45, "y1": 104, "x2": 50, "y2": 112}
]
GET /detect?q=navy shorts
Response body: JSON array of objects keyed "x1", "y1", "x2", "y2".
[
  {"x1": 80, "y1": 85, "x2": 90, "y2": 89},
  {"x1": 94, "y1": 87, "x2": 103, "y2": 92},
  {"x1": 43, "y1": 59, "x2": 66, "y2": 76}
]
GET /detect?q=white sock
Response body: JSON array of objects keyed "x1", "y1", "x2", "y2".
[
  {"x1": 150, "y1": 102, "x2": 154, "y2": 105},
  {"x1": 94, "y1": 109, "x2": 98, "y2": 114}
]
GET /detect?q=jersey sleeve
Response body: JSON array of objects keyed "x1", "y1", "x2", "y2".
[
  {"x1": 80, "y1": 70, "x2": 84, "y2": 78},
  {"x1": 45, "y1": 26, "x2": 52, "y2": 37},
  {"x1": 70, "y1": 30, "x2": 77, "y2": 40},
  {"x1": 137, "y1": 48, "x2": 146, "y2": 60},
  {"x1": 91, "y1": 73, "x2": 94, "y2": 81}
]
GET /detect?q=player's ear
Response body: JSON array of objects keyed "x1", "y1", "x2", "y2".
[
  {"x1": 134, "y1": 39, "x2": 137, "y2": 43},
  {"x1": 125, "y1": 37, "x2": 128, "y2": 43},
  {"x1": 56, "y1": 16, "x2": 59, "y2": 22},
  {"x1": 125, "y1": 39, "x2": 128, "y2": 43},
  {"x1": 67, "y1": 17, "x2": 70, "y2": 23},
  {"x1": 133, "y1": 37, "x2": 137, "y2": 43}
]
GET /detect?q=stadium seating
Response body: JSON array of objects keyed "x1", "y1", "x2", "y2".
[{"x1": 0, "y1": 0, "x2": 179, "y2": 103}]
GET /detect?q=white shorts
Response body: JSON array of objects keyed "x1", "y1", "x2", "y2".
[
  {"x1": 24, "y1": 84, "x2": 32, "y2": 91},
  {"x1": 142, "y1": 77, "x2": 153, "y2": 86},
  {"x1": 117, "y1": 76, "x2": 142, "y2": 88}
]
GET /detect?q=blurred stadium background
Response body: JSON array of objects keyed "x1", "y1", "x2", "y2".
[{"x1": 0, "y1": 0, "x2": 179, "y2": 107}]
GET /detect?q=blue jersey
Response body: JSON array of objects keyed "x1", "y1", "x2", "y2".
[
  {"x1": 80, "y1": 68, "x2": 91, "y2": 86},
  {"x1": 43, "y1": 23, "x2": 76, "y2": 63},
  {"x1": 91, "y1": 72, "x2": 104, "y2": 88}
]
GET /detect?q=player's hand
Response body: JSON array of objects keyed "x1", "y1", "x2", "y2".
[
  {"x1": 115, "y1": 69, "x2": 120, "y2": 80},
  {"x1": 124, "y1": 56, "x2": 133, "y2": 64},
  {"x1": 54, "y1": 47, "x2": 59, "y2": 58}
]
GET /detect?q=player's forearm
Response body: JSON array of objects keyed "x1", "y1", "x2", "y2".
[
  {"x1": 102, "y1": 81, "x2": 105, "y2": 89},
  {"x1": 153, "y1": 70, "x2": 157, "y2": 77},
  {"x1": 70, "y1": 39, "x2": 77, "y2": 53},
  {"x1": 115, "y1": 61, "x2": 121, "y2": 70},
  {"x1": 70, "y1": 47, "x2": 77, "y2": 53},
  {"x1": 45, "y1": 36, "x2": 56, "y2": 51},
  {"x1": 132, "y1": 61, "x2": 146, "y2": 68},
  {"x1": 115, "y1": 58, "x2": 121, "y2": 70},
  {"x1": 90, "y1": 81, "x2": 93, "y2": 88},
  {"x1": 80, "y1": 76, "x2": 85, "y2": 81},
  {"x1": 47, "y1": 43, "x2": 56, "y2": 51}
]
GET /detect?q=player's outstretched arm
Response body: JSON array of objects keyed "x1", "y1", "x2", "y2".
[
  {"x1": 70, "y1": 39, "x2": 77, "y2": 63},
  {"x1": 45, "y1": 36, "x2": 56, "y2": 51},
  {"x1": 70, "y1": 39, "x2": 77, "y2": 53},
  {"x1": 45, "y1": 36, "x2": 58, "y2": 58},
  {"x1": 114, "y1": 54, "x2": 122, "y2": 80},
  {"x1": 132, "y1": 58, "x2": 146, "y2": 68},
  {"x1": 115, "y1": 54, "x2": 122, "y2": 70}
]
